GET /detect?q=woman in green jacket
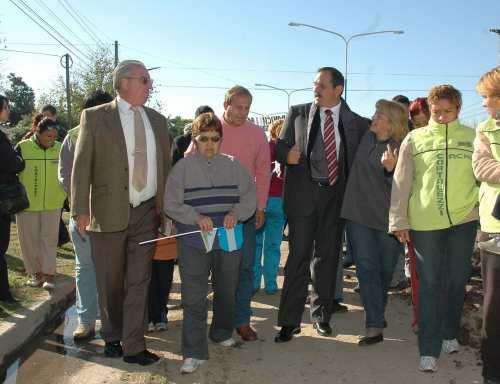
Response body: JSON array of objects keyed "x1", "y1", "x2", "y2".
[
  {"x1": 389, "y1": 85, "x2": 478, "y2": 373},
  {"x1": 16, "y1": 118, "x2": 66, "y2": 290},
  {"x1": 472, "y1": 66, "x2": 500, "y2": 384}
]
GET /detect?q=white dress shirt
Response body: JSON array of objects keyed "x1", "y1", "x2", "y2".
[
  {"x1": 116, "y1": 95, "x2": 157, "y2": 207},
  {"x1": 319, "y1": 102, "x2": 341, "y2": 159}
]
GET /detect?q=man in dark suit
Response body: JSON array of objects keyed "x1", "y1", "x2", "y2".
[
  {"x1": 275, "y1": 67, "x2": 369, "y2": 342},
  {"x1": 71, "y1": 60, "x2": 171, "y2": 365}
]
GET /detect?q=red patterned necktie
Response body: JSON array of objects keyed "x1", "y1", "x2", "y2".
[{"x1": 323, "y1": 109, "x2": 338, "y2": 185}]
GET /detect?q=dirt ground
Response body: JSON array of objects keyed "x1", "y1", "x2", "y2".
[{"x1": 8, "y1": 242, "x2": 485, "y2": 384}]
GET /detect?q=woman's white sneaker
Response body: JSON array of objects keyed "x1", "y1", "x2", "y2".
[
  {"x1": 442, "y1": 338, "x2": 459, "y2": 354},
  {"x1": 217, "y1": 337, "x2": 236, "y2": 347},
  {"x1": 419, "y1": 356, "x2": 438, "y2": 372},
  {"x1": 155, "y1": 322, "x2": 167, "y2": 331},
  {"x1": 180, "y1": 358, "x2": 206, "y2": 374}
]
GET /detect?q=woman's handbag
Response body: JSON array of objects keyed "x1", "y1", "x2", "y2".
[{"x1": 0, "y1": 179, "x2": 29, "y2": 215}]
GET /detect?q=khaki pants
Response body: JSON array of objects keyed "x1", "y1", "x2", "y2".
[{"x1": 16, "y1": 210, "x2": 61, "y2": 275}]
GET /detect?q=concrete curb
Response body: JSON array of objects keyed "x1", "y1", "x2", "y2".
[{"x1": 0, "y1": 279, "x2": 75, "y2": 368}]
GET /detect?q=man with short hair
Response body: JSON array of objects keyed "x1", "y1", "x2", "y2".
[
  {"x1": 71, "y1": 60, "x2": 171, "y2": 365},
  {"x1": 59, "y1": 90, "x2": 113, "y2": 340},
  {"x1": 220, "y1": 86, "x2": 270, "y2": 341},
  {"x1": 275, "y1": 67, "x2": 369, "y2": 342}
]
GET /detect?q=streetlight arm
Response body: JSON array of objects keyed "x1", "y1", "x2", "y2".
[
  {"x1": 289, "y1": 22, "x2": 347, "y2": 44},
  {"x1": 347, "y1": 30, "x2": 404, "y2": 44}
]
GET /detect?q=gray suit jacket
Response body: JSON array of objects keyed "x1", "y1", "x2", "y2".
[
  {"x1": 276, "y1": 101, "x2": 369, "y2": 217},
  {"x1": 71, "y1": 99, "x2": 171, "y2": 232}
]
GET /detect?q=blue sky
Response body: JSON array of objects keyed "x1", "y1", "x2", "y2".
[{"x1": 1, "y1": 0, "x2": 499, "y2": 126}]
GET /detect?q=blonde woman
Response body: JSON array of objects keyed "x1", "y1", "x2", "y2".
[
  {"x1": 341, "y1": 99, "x2": 408, "y2": 346},
  {"x1": 471, "y1": 66, "x2": 500, "y2": 384}
]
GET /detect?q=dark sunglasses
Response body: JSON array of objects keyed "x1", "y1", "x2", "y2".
[
  {"x1": 125, "y1": 76, "x2": 152, "y2": 85},
  {"x1": 197, "y1": 136, "x2": 221, "y2": 143}
]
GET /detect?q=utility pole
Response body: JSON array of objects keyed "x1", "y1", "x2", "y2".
[
  {"x1": 114, "y1": 40, "x2": 119, "y2": 67},
  {"x1": 60, "y1": 53, "x2": 73, "y2": 129}
]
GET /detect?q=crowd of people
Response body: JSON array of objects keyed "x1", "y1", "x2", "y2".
[{"x1": 0, "y1": 61, "x2": 499, "y2": 383}]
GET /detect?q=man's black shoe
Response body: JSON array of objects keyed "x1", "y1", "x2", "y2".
[
  {"x1": 358, "y1": 333, "x2": 383, "y2": 346},
  {"x1": 332, "y1": 300, "x2": 348, "y2": 313},
  {"x1": 104, "y1": 341, "x2": 123, "y2": 358},
  {"x1": 313, "y1": 322, "x2": 332, "y2": 336},
  {"x1": 342, "y1": 261, "x2": 354, "y2": 269},
  {"x1": 123, "y1": 350, "x2": 160, "y2": 366},
  {"x1": 274, "y1": 326, "x2": 301, "y2": 343}
]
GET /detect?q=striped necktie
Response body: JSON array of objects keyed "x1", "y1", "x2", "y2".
[{"x1": 323, "y1": 109, "x2": 338, "y2": 185}]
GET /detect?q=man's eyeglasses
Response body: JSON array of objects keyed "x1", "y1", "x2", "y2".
[
  {"x1": 125, "y1": 76, "x2": 152, "y2": 85},
  {"x1": 197, "y1": 136, "x2": 221, "y2": 143}
]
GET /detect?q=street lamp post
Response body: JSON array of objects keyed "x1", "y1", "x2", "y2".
[
  {"x1": 288, "y1": 22, "x2": 404, "y2": 101},
  {"x1": 254, "y1": 83, "x2": 310, "y2": 109}
]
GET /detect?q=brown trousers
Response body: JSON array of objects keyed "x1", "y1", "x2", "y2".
[{"x1": 90, "y1": 199, "x2": 158, "y2": 356}]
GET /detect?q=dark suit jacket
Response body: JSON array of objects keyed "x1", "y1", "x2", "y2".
[
  {"x1": 276, "y1": 101, "x2": 369, "y2": 217},
  {"x1": 71, "y1": 99, "x2": 171, "y2": 232}
]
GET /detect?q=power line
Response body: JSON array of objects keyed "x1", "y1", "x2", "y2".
[
  {"x1": 128, "y1": 63, "x2": 480, "y2": 78},
  {"x1": 5, "y1": 42, "x2": 105, "y2": 46},
  {"x1": 58, "y1": 0, "x2": 105, "y2": 48},
  {"x1": 0, "y1": 48, "x2": 60, "y2": 57},
  {"x1": 120, "y1": 44, "x2": 249, "y2": 87},
  {"x1": 34, "y1": 0, "x2": 95, "y2": 56},
  {"x1": 9, "y1": 0, "x2": 92, "y2": 65},
  {"x1": 155, "y1": 84, "x2": 478, "y2": 92},
  {"x1": 16, "y1": 0, "x2": 93, "y2": 62},
  {"x1": 0, "y1": 42, "x2": 486, "y2": 80},
  {"x1": 73, "y1": 3, "x2": 114, "y2": 43}
]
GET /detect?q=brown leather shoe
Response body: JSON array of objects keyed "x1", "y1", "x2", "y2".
[{"x1": 236, "y1": 325, "x2": 258, "y2": 341}]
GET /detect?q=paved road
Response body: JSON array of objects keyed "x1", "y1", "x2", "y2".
[{"x1": 2, "y1": 244, "x2": 484, "y2": 384}]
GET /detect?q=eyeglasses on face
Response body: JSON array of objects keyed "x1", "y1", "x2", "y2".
[
  {"x1": 125, "y1": 76, "x2": 152, "y2": 85},
  {"x1": 196, "y1": 135, "x2": 221, "y2": 143}
]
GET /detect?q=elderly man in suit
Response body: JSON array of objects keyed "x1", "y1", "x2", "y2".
[
  {"x1": 275, "y1": 67, "x2": 369, "y2": 343},
  {"x1": 71, "y1": 60, "x2": 170, "y2": 365}
]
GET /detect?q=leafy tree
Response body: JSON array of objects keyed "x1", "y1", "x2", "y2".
[
  {"x1": 5, "y1": 73, "x2": 35, "y2": 126},
  {"x1": 168, "y1": 115, "x2": 192, "y2": 139},
  {"x1": 37, "y1": 47, "x2": 115, "y2": 128}
]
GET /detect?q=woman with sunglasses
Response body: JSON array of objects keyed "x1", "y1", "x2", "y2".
[{"x1": 164, "y1": 112, "x2": 256, "y2": 374}]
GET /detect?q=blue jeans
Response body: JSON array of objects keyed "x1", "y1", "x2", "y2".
[
  {"x1": 411, "y1": 221, "x2": 477, "y2": 358},
  {"x1": 234, "y1": 215, "x2": 256, "y2": 327},
  {"x1": 69, "y1": 218, "x2": 98, "y2": 324},
  {"x1": 346, "y1": 221, "x2": 402, "y2": 328},
  {"x1": 254, "y1": 197, "x2": 286, "y2": 293}
]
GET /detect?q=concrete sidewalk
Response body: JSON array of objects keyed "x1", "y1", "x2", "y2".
[{"x1": 0, "y1": 279, "x2": 75, "y2": 368}]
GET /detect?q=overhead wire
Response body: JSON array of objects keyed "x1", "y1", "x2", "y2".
[
  {"x1": 58, "y1": 0, "x2": 106, "y2": 48},
  {"x1": 34, "y1": 0, "x2": 95, "y2": 56},
  {"x1": 0, "y1": 48, "x2": 60, "y2": 57},
  {"x1": 9, "y1": 0, "x2": 93, "y2": 67},
  {"x1": 8, "y1": 0, "x2": 88, "y2": 64}
]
